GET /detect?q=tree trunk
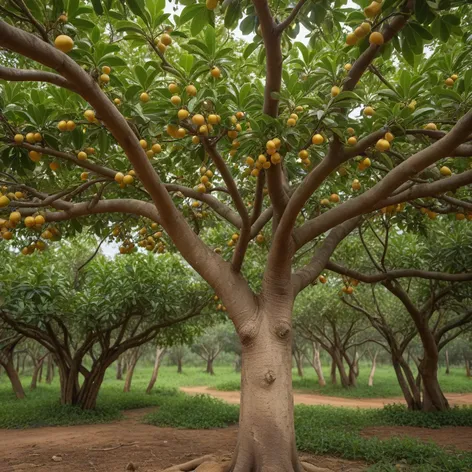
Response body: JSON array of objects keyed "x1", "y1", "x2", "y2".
[
  {"x1": 177, "y1": 357, "x2": 183, "y2": 374},
  {"x1": 45, "y1": 355, "x2": 54, "y2": 384},
  {"x1": 445, "y1": 350, "x2": 450, "y2": 375},
  {"x1": 392, "y1": 354, "x2": 422, "y2": 410},
  {"x1": 3, "y1": 357, "x2": 26, "y2": 399},
  {"x1": 15, "y1": 353, "x2": 20, "y2": 372},
  {"x1": 465, "y1": 358, "x2": 471, "y2": 378},
  {"x1": 293, "y1": 352, "x2": 303, "y2": 378},
  {"x1": 312, "y1": 342, "x2": 326, "y2": 387},
  {"x1": 21, "y1": 354, "x2": 26, "y2": 374},
  {"x1": 123, "y1": 351, "x2": 140, "y2": 393},
  {"x1": 234, "y1": 354, "x2": 242, "y2": 373},
  {"x1": 30, "y1": 358, "x2": 45, "y2": 390},
  {"x1": 57, "y1": 359, "x2": 81, "y2": 405},
  {"x1": 330, "y1": 357, "x2": 337, "y2": 384},
  {"x1": 38, "y1": 361, "x2": 43, "y2": 383},
  {"x1": 116, "y1": 357, "x2": 123, "y2": 380},
  {"x1": 146, "y1": 347, "x2": 165, "y2": 394},
  {"x1": 333, "y1": 351, "x2": 350, "y2": 388},
  {"x1": 206, "y1": 357, "x2": 215, "y2": 375},
  {"x1": 227, "y1": 316, "x2": 303, "y2": 472},
  {"x1": 368, "y1": 351, "x2": 377, "y2": 387},
  {"x1": 418, "y1": 349, "x2": 449, "y2": 412}
]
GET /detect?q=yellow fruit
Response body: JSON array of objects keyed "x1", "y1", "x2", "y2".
[
  {"x1": 295, "y1": 106, "x2": 304, "y2": 113},
  {"x1": 346, "y1": 127, "x2": 355, "y2": 136},
  {"x1": 362, "y1": 157, "x2": 371, "y2": 168},
  {"x1": 424, "y1": 123, "x2": 437, "y2": 130},
  {"x1": 287, "y1": 118, "x2": 296, "y2": 127},
  {"x1": 227, "y1": 130, "x2": 238, "y2": 139},
  {"x1": 331, "y1": 85, "x2": 341, "y2": 97},
  {"x1": 114, "y1": 98, "x2": 121, "y2": 105},
  {"x1": 145, "y1": 150, "x2": 154, "y2": 159},
  {"x1": 232, "y1": 233, "x2": 239, "y2": 241},
  {"x1": 24, "y1": 216, "x2": 35, "y2": 227},
  {"x1": 375, "y1": 139, "x2": 390, "y2": 151},
  {"x1": 33, "y1": 133, "x2": 42, "y2": 142},
  {"x1": 369, "y1": 32, "x2": 384, "y2": 46},
  {"x1": 312, "y1": 134, "x2": 324, "y2": 145},
  {"x1": 232, "y1": 139, "x2": 240, "y2": 148},
  {"x1": 330, "y1": 194, "x2": 340, "y2": 203},
  {"x1": 102, "y1": 65, "x2": 111, "y2": 74},
  {"x1": 347, "y1": 136, "x2": 357, "y2": 146},
  {"x1": 361, "y1": 22, "x2": 372, "y2": 34},
  {"x1": 152, "y1": 143, "x2": 162, "y2": 154},
  {"x1": 206, "y1": 170, "x2": 213, "y2": 178},
  {"x1": 451, "y1": 74, "x2": 458, "y2": 81},
  {"x1": 440, "y1": 166, "x2": 452, "y2": 176},
  {"x1": 168, "y1": 84, "x2": 179, "y2": 95},
  {"x1": 197, "y1": 184, "x2": 206, "y2": 193},
  {"x1": 251, "y1": 168, "x2": 260, "y2": 177},
  {"x1": 207, "y1": 114, "x2": 218, "y2": 125},
  {"x1": 14, "y1": 134, "x2": 24, "y2": 143},
  {"x1": 344, "y1": 63, "x2": 352, "y2": 71},
  {"x1": 177, "y1": 128, "x2": 186, "y2": 138},
  {"x1": 299, "y1": 150, "x2": 309, "y2": 160},
  {"x1": 192, "y1": 136, "x2": 200, "y2": 145},
  {"x1": 352, "y1": 179, "x2": 361, "y2": 191},
  {"x1": 354, "y1": 26, "x2": 366, "y2": 38},
  {"x1": 80, "y1": 172, "x2": 88, "y2": 180},
  {"x1": 77, "y1": 151, "x2": 87, "y2": 161},
  {"x1": 100, "y1": 73, "x2": 110, "y2": 83},
  {"x1": 14, "y1": 192, "x2": 23, "y2": 199},
  {"x1": 171, "y1": 95, "x2": 181, "y2": 106},
  {"x1": 9, "y1": 211, "x2": 21, "y2": 223},
  {"x1": 364, "y1": 1, "x2": 382, "y2": 18},
  {"x1": 199, "y1": 125, "x2": 209, "y2": 135},
  {"x1": 321, "y1": 198, "x2": 330, "y2": 206},
  {"x1": 123, "y1": 175, "x2": 134, "y2": 185},
  {"x1": 34, "y1": 215, "x2": 45, "y2": 225},
  {"x1": 115, "y1": 172, "x2": 124, "y2": 183},
  {"x1": 178, "y1": 110, "x2": 190, "y2": 122},
  {"x1": 29, "y1": 150, "x2": 41, "y2": 162},
  {"x1": 256, "y1": 234, "x2": 265, "y2": 243},
  {"x1": 186, "y1": 84, "x2": 197, "y2": 96},
  {"x1": 455, "y1": 212, "x2": 465, "y2": 220},
  {"x1": 156, "y1": 42, "x2": 166, "y2": 54},
  {"x1": 192, "y1": 114, "x2": 206, "y2": 126},
  {"x1": 41, "y1": 230, "x2": 53, "y2": 239},
  {"x1": 139, "y1": 139, "x2": 148, "y2": 149},
  {"x1": 258, "y1": 154, "x2": 267, "y2": 164},
  {"x1": 271, "y1": 153, "x2": 281, "y2": 164},
  {"x1": 161, "y1": 33, "x2": 172, "y2": 46},
  {"x1": 66, "y1": 120, "x2": 75, "y2": 131},
  {"x1": 210, "y1": 66, "x2": 221, "y2": 78},
  {"x1": 206, "y1": 0, "x2": 218, "y2": 9},
  {"x1": 385, "y1": 132, "x2": 394, "y2": 142},
  {"x1": 346, "y1": 33, "x2": 358, "y2": 46},
  {"x1": 319, "y1": 275, "x2": 327, "y2": 284},
  {"x1": 26, "y1": 132, "x2": 35, "y2": 143},
  {"x1": 2, "y1": 231, "x2": 13, "y2": 240},
  {"x1": 363, "y1": 106, "x2": 375, "y2": 116},
  {"x1": 445, "y1": 78, "x2": 454, "y2": 86},
  {"x1": 289, "y1": 113, "x2": 298, "y2": 121},
  {"x1": 84, "y1": 110, "x2": 95, "y2": 122},
  {"x1": 59, "y1": 14, "x2": 68, "y2": 22},
  {"x1": 140, "y1": 92, "x2": 150, "y2": 103},
  {"x1": 49, "y1": 162, "x2": 59, "y2": 171},
  {"x1": 246, "y1": 156, "x2": 255, "y2": 166},
  {"x1": 58, "y1": 120, "x2": 68, "y2": 131},
  {"x1": 272, "y1": 138, "x2": 281, "y2": 149},
  {"x1": 54, "y1": 35, "x2": 74, "y2": 53}
]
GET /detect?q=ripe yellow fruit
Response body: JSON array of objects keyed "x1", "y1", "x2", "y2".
[
  {"x1": 199, "y1": 125, "x2": 209, "y2": 135},
  {"x1": 289, "y1": 113, "x2": 298, "y2": 121},
  {"x1": 114, "y1": 98, "x2": 121, "y2": 105},
  {"x1": 206, "y1": 114, "x2": 217, "y2": 125},
  {"x1": 424, "y1": 123, "x2": 437, "y2": 130},
  {"x1": 206, "y1": 0, "x2": 218, "y2": 9},
  {"x1": 227, "y1": 130, "x2": 238, "y2": 139},
  {"x1": 251, "y1": 168, "x2": 260, "y2": 177},
  {"x1": 361, "y1": 157, "x2": 371, "y2": 168},
  {"x1": 319, "y1": 275, "x2": 327, "y2": 284},
  {"x1": 232, "y1": 140, "x2": 240, "y2": 148},
  {"x1": 0, "y1": 196, "x2": 10, "y2": 208},
  {"x1": 58, "y1": 120, "x2": 68, "y2": 131},
  {"x1": 26, "y1": 132, "x2": 35, "y2": 143},
  {"x1": 86, "y1": 147, "x2": 95, "y2": 155},
  {"x1": 168, "y1": 83, "x2": 179, "y2": 94},
  {"x1": 140, "y1": 92, "x2": 150, "y2": 103},
  {"x1": 266, "y1": 140, "x2": 276, "y2": 151},
  {"x1": 369, "y1": 32, "x2": 384, "y2": 46},
  {"x1": 363, "y1": 106, "x2": 375, "y2": 116},
  {"x1": 361, "y1": 22, "x2": 372, "y2": 34},
  {"x1": 455, "y1": 212, "x2": 465, "y2": 220},
  {"x1": 100, "y1": 73, "x2": 110, "y2": 83},
  {"x1": 29, "y1": 150, "x2": 41, "y2": 162},
  {"x1": 321, "y1": 198, "x2": 330, "y2": 206},
  {"x1": 192, "y1": 114, "x2": 206, "y2": 126},
  {"x1": 352, "y1": 179, "x2": 361, "y2": 191},
  {"x1": 152, "y1": 143, "x2": 162, "y2": 154},
  {"x1": 24, "y1": 216, "x2": 35, "y2": 227},
  {"x1": 346, "y1": 33, "x2": 358, "y2": 46},
  {"x1": 347, "y1": 127, "x2": 356, "y2": 136},
  {"x1": 102, "y1": 65, "x2": 111, "y2": 74},
  {"x1": 186, "y1": 84, "x2": 197, "y2": 96},
  {"x1": 178, "y1": 109, "x2": 189, "y2": 120},
  {"x1": 34, "y1": 132, "x2": 42, "y2": 142},
  {"x1": 2, "y1": 231, "x2": 13, "y2": 240},
  {"x1": 66, "y1": 120, "x2": 76, "y2": 131},
  {"x1": 197, "y1": 184, "x2": 206, "y2": 193},
  {"x1": 192, "y1": 136, "x2": 200, "y2": 145},
  {"x1": 331, "y1": 85, "x2": 341, "y2": 97},
  {"x1": 344, "y1": 63, "x2": 352, "y2": 71},
  {"x1": 287, "y1": 118, "x2": 296, "y2": 127},
  {"x1": 59, "y1": 13, "x2": 68, "y2": 22},
  {"x1": 330, "y1": 193, "x2": 340, "y2": 203},
  {"x1": 34, "y1": 215, "x2": 45, "y2": 226},
  {"x1": 41, "y1": 230, "x2": 53, "y2": 239},
  {"x1": 246, "y1": 156, "x2": 255, "y2": 166},
  {"x1": 299, "y1": 150, "x2": 309, "y2": 160},
  {"x1": 156, "y1": 42, "x2": 166, "y2": 54},
  {"x1": 354, "y1": 26, "x2": 366, "y2": 38},
  {"x1": 256, "y1": 233, "x2": 265, "y2": 244},
  {"x1": 161, "y1": 33, "x2": 172, "y2": 46},
  {"x1": 312, "y1": 134, "x2": 324, "y2": 145},
  {"x1": 451, "y1": 74, "x2": 458, "y2": 81},
  {"x1": 54, "y1": 35, "x2": 74, "y2": 53},
  {"x1": 273, "y1": 137, "x2": 281, "y2": 149},
  {"x1": 258, "y1": 154, "x2": 267, "y2": 164},
  {"x1": 123, "y1": 175, "x2": 134, "y2": 185},
  {"x1": 364, "y1": 1, "x2": 382, "y2": 18},
  {"x1": 295, "y1": 106, "x2": 304, "y2": 113},
  {"x1": 440, "y1": 166, "x2": 452, "y2": 176},
  {"x1": 115, "y1": 172, "x2": 124, "y2": 183},
  {"x1": 48, "y1": 161, "x2": 59, "y2": 171},
  {"x1": 210, "y1": 66, "x2": 221, "y2": 78},
  {"x1": 9, "y1": 211, "x2": 21, "y2": 223},
  {"x1": 15, "y1": 192, "x2": 23, "y2": 199},
  {"x1": 14, "y1": 134, "x2": 24, "y2": 143},
  {"x1": 347, "y1": 136, "x2": 357, "y2": 146},
  {"x1": 177, "y1": 128, "x2": 186, "y2": 138},
  {"x1": 385, "y1": 132, "x2": 394, "y2": 142},
  {"x1": 271, "y1": 153, "x2": 281, "y2": 164},
  {"x1": 77, "y1": 151, "x2": 87, "y2": 161},
  {"x1": 445, "y1": 77, "x2": 454, "y2": 86},
  {"x1": 139, "y1": 139, "x2": 148, "y2": 149},
  {"x1": 80, "y1": 172, "x2": 89, "y2": 181},
  {"x1": 84, "y1": 110, "x2": 95, "y2": 122},
  {"x1": 146, "y1": 150, "x2": 154, "y2": 159},
  {"x1": 170, "y1": 95, "x2": 181, "y2": 106},
  {"x1": 375, "y1": 139, "x2": 390, "y2": 151}
]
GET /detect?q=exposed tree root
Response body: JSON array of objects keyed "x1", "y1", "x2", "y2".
[{"x1": 161, "y1": 456, "x2": 333, "y2": 472}]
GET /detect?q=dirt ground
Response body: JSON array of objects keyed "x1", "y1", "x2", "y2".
[
  {"x1": 181, "y1": 386, "x2": 472, "y2": 409},
  {"x1": 0, "y1": 409, "x2": 365, "y2": 472}
]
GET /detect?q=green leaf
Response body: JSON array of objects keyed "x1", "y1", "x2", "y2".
[
  {"x1": 91, "y1": 0, "x2": 103, "y2": 15},
  {"x1": 243, "y1": 41, "x2": 260, "y2": 59},
  {"x1": 204, "y1": 26, "x2": 216, "y2": 58},
  {"x1": 126, "y1": 0, "x2": 149, "y2": 25},
  {"x1": 224, "y1": 0, "x2": 241, "y2": 29},
  {"x1": 191, "y1": 12, "x2": 209, "y2": 37}
]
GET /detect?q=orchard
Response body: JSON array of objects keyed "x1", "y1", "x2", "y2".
[{"x1": 1, "y1": 0, "x2": 472, "y2": 471}]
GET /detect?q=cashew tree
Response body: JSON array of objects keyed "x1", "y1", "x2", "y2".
[{"x1": 1, "y1": 0, "x2": 472, "y2": 469}]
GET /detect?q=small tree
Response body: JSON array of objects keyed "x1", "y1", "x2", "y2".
[
  {"x1": 192, "y1": 324, "x2": 228, "y2": 375},
  {"x1": 0, "y1": 329, "x2": 26, "y2": 399}
]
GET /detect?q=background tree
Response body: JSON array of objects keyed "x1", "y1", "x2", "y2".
[
  {"x1": 0, "y1": 328, "x2": 25, "y2": 399},
  {"x1": 1, "y1": 0, "x2": 472, "y2": 469}
]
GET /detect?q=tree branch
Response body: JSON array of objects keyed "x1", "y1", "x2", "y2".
[
  {"x1": 276, "y1": 0, "x2": 308, "y2": 33},
  {"x1": 0, "y1": 66, "x2": 76, "y2": 92}
]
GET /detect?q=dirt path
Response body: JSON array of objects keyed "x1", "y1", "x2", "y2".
[
  {"x1": 180, "y1": 386, "x2": 472, "y2": 409},
  {"x1": 0, "y1": 408, "x2": 364, "y2": 472}
]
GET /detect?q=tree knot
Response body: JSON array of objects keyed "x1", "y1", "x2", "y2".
[
  {"x1": 264, "y1": 370, "x2": 276, "y2": 385},
  {"x1": 274, "y1": 321, "x2": 291, "y2": 339}
]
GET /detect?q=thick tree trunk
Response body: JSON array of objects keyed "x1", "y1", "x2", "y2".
[
  {"x1": 445, "y1": 350, "x2": 450, "y2": 375},
  {"x1": 293, "y1": 353, "x2": 304, "y2": 378},
  {"x1": 3, "y1": 358, "x2": 26, "y2": 399},
  {"x1": 45, "y1": 355, "x2": 54, "y2": 384},
  {"x1": 392, "y1": 354, "x2": 422, "y2": 410},
  {"x1": 227, "y1": 316, "x2": 303, "y2": 472},
  {"x1": 330, "y1": 358, "x2": 337, "y2": 384},
  {"x1": 368, "y1": 351, "x2": 377, "y2": 387},
  {"x1": 146, "y1": 347, "x2": 165, "y2": 394},
  {"x1": 15, "y1": 353, "x2": 20, "y2": 372},
  {"x1": 418, "y1": 349, "x2": 449, "y2": 412},
  {"x1": 116, "y1": 357, "x2": 123, "y2": 380},
  {"x1": 177, "y1": 357, "x2": 183, "y2": 374},
  {"x1": 77, "y1": 365, "x2": 108, "y2": 410},
  {"x1": 333, "y1": 351, "x2": 351, "y2": 388},
  {"x1": 57, "y1": 360, "x2": 81, "y2": 405},
  {"x1": 206, "y1": 357, "x2": 215, "y2": 375},
  {"x1": 312, "y1": 342, "x2": 325, "y2": 387},
  {"x1": 30, "y1": 358, "x2": 45, "y2": 390}
]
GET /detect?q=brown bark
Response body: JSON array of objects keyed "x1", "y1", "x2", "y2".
[
  {"x1": 445, "y1": 350, "x2": 450, "y2": 375},
  {"x1": 45, "y1": 354, "x2": 54, "y2": 384},
  {"x1": 466, "y1": 359, "x2": 471, "y2": 378},
  {"x1": 116, "y1": 357, "x2": 123, "y2": 380},
  {"x1": 146, "y1": 347, "x2": 166, "y2": 394},
  {"x1": 123, "y1": 349, "x2": 140, "y2": 393},
  {"x1": 330, "y1": 358, "x2": 337, "y2": 385},
  {"x1": 206, "y1": 358, "x2": 215, "y2": 376},
  {"x1": 310, "y1": 342, "x2": 326, "y2": 387},
  {"x1": 234, "y1": 354, "x2": 242, "y2": 373},
  {"x1": 293, "y1": 351, "x2": 304, "y2": 378},
  {"x1": 368, "y1": 351, "x2": 377, "y2": 387},
  {"x1": 38, "y1": 361, "x2": 43, "y2": 383},
  {"x1": 419, "y1": 349, "x2": 449, "y2": 411},
  {"x1": 30, "y1": 357, "x2": 45, "y2": 390},
  {"x1": 177, "y1": 357, "x2": 183, "y2": 374},
  {"x1": 3, "y1": 358, "x2": 26, "y2": 399}
]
